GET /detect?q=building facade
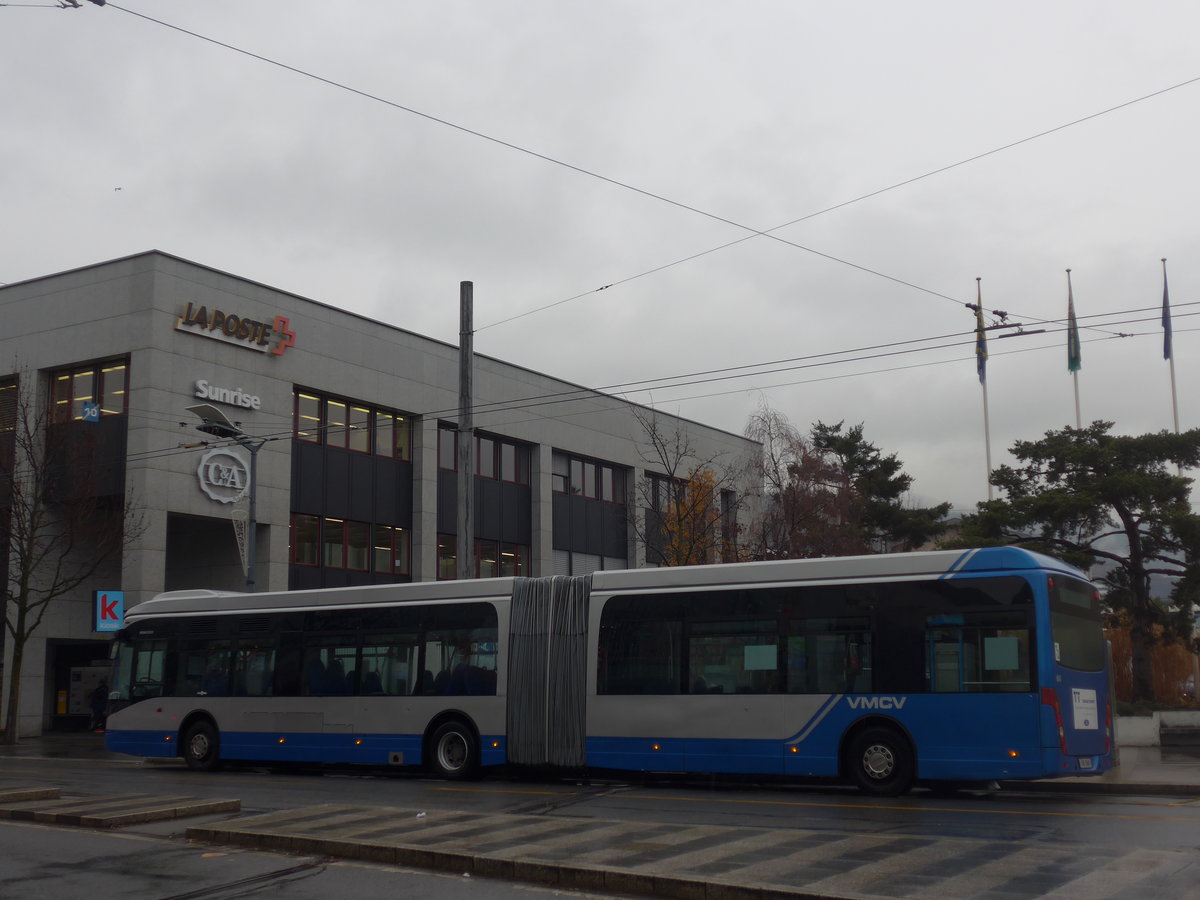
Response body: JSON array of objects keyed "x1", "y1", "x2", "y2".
[{"x1": 0, "y1": 252, "x2": 758, "y2": 737}]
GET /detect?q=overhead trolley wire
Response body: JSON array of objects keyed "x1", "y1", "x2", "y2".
[
  {"x1": 125, "y1": 316, "x2": 1197, "y2": 467},
  {"x1": 89, "y1": 4, "x2": 1200, "y2": 337},
  {"x1": 121, "y1": 301, "x2": 1197, "y2": 465}
]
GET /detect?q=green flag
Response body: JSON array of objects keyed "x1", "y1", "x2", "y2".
[{"x1": 1067, "y1": 272, "x2": 1081, "y2": 373}]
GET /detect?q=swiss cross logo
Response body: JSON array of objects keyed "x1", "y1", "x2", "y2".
[
  {"x1": 93, "y1": 591, "x2": 124, "y2": 633},
  {"x1": 271, "y1": 316, "x2": 297, "y2": 356}
]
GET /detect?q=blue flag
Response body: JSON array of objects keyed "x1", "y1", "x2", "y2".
[
  {"x1": 1162, "y1": 259, "x2": 1173, "y2": 361},
  {"x1": 974, "y1": 281, "x2": 987, "y2": 384}
]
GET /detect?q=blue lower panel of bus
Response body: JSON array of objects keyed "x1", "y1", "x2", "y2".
[
  {"x1": 106, "y1": 730, "x2": 177, "y2": 759},
  {"x1": 106, "y1": 729, "x2": 507, "y2": 769},
  {"x1": 587, "y1": 736, "x2": 801, "y2": 776},
  {"x1": 584, "y1": 733, "x2": 1078, "y2": 781}
]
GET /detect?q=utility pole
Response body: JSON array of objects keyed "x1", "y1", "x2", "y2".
[{"x1": 457, "y1": 281, "x2": 474, "y2": 580}]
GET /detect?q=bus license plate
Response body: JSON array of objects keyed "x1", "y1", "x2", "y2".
[{"x1": 1078, "y1": 758, "x2": 1093, "y2": 770}]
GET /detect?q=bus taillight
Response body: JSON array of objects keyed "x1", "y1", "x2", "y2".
[{"x1": 1041, "y1": 687, "x2": 1067, "y2": 754}]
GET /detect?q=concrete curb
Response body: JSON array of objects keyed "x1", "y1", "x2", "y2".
[
  {"x1": 185, "y1": 822, "x2": 827, "y2": 900},
  {"x1": 1005, "y1": 779, "x2": 1200, "y2": 797}
]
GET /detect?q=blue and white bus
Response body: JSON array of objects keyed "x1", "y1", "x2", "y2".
[{"x1": 104, "y1": 547, "x2": 1114, "y2": 794}]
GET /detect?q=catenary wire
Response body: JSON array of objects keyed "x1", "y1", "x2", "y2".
[
  {"x1": 124, "y1": 322, "x2": 1196, "y2": 466},
  {"x1": 87, "y1": 3, "x2": 1198, "y2": 334},
  {"x1": 412, "y1": 302, "x2": 1200, "y2": 421},
  {"x1": 122, "y1": 309, "x2": 1196, "y2": 465}
]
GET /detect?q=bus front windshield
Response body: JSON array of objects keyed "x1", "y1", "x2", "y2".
[
  {"x1": 109, "y1": 633, "x2": 169, "y2": 701},
  {"x1": 1048, "y1": 576, "x2": 1105, "y2": 673}
]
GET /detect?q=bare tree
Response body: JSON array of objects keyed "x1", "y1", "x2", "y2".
[
  {"x1": 743, "y1": 403, "x2": 861, "y2": 559},
  {"x1": 743, "y1": 403, "x2": 949, "y2": 559},
  {"x1": 630, "y1": 408, "x2": 748, "y2": 567},
  {"x1": 1, "y1": 374, "x2": 145, "y2": 743}
]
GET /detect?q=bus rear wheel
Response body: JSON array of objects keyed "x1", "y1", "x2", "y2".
[
  {"x1": 428, "y1": 719, "x2": 478, "y2": 780},
  {"x1": 848, "y1": 726, "x2": 913, "y2": 796},
  {"x1": 182, "y1": 719, "x2": 222, "y2": 772}
]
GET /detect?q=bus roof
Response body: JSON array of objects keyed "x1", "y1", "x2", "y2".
[
  {"x1": 125, "y1": 577, "x2": 518, "y2": 622},
  {"x1": 125, "y1": 547, "x2": 1086, "y2": 623},
  {"x1": 589, "y1": 547, "x2": 1086, "y2": 593}
]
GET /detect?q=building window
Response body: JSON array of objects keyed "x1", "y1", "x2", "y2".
[
  {"x1": 438, "y1": 428, "x2": 457, "y2": 471},
  {"x1": 374, "y1": 411, "x2": 411, "y2": 460},
  {"x1": 475, "y1": 540, "x2": 527, "y2": 578},
  {"x1": 290, "y1": 514, "x2": 320, "y2": 565},
  {"x1": 373, "y1": 524, "x2": 411, "y2": 575},
  {"x1": 50, "y1": 360, "x2": 128, "y2": 423},
  {"x1": 437, "y1": 535, "x2": 529, "y2": 579},
  {"x1": 498, "y1": 542, "x2": 526, "y2": 577},
  {"x1": 552, "y1": 451, "x2": 626, "y2": 504},
  {"x1": 437, "y1": 533, "x2": 457, "y2": 579},
  {"x1": 553, "y1": 549, "x2": 627, "y2": 576},
  {"x1": 0, "y1": 378, "x2": 15, "y2": 430},
  {"x1": 346, "y1": 520, "x2": 371, "y2": 571},
  {"x1": 292, "y1": 389, "x2": 411, "y2": 459},
  {"x1": 477, "y1": 436, "x2": 495, "y2": 479},
  {"x1": 292, "y1": 513, "x2": 410, "y2": 575},
  {"x1": 295, "y1": 393, "x2": 321, "y2": 442},
  {"x1": 325, "y1": 400, "x2": 347, "y2": 448},
  {"x1": 648, "y1": 473, "x2": 683, "y2": 511},
  {"x1": 348, "y1": 405, "x2": 371, "y2": 453},
  {"x1": 322, "y1": 517, "x2": 346, "y2": 568},
  {"x1": 439, "y1": 428, "x2": 529, "y2": 484}
]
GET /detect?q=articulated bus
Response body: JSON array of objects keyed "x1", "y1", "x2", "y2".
[{"x1": 105, "y1": 547, "x2": 1114, "y2": 795}]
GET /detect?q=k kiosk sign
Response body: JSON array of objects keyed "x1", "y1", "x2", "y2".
[{"x1": 94, "y1": 590, "x2": 124, "y2": 633}]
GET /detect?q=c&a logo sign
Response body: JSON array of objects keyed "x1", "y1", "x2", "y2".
[{"x1": 197, "y1": 448, "x2": 250, "y2": 503}]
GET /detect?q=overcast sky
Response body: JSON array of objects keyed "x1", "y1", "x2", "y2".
[{"x1": 4, "y1": 1, "x2": 1198, "y2": 512}]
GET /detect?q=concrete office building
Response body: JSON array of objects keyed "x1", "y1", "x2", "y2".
[{"x1": 0, "y1": 251, "x2": 759, "y2": 737}]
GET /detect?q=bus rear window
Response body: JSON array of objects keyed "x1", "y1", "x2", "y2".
[{"x1": 1049, "y1": 576, "x2": 1105, "y2": 672}]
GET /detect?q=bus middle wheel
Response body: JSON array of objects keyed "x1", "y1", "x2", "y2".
[{"x1": 428, "y1": 719, "x2": 479, "y2": 780}]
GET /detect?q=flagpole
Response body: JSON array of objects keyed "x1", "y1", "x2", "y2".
[
  {"x1": 982, "y1": 378, "x2": 993, "y2": 502},
  {"x1": 1067, "y1": 269, "x2": 1082, "y2": 428}
]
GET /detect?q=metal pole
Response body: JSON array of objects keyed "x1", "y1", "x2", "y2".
[
  {"x1": 457, "y1": 281, "x2": 475, "y2": 580},
  {"x1": 245, "y1": 440, "x2": 259, "y2": 592},
  {"x1": 982, "y1": 378, "x2": 993, "y2": 502},
  {"x1": 1080, "y1": 372, "x2": 1089, "y2": 432}
]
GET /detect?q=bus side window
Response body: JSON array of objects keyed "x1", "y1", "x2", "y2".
[
  {"x1": 787, "y1": 620, "x2": 872, "y2": 693},
  {"x1": 597, "y1": 619, "x2": 682, "y2": 694},
  {"x1": 926, "y1": 615, "x2": 1031, "y2": 693},
  {"x1": 360, "y1": 633, "x2": 419, "y2": 696},
  {"x1": 688, "y1": 620, "x2": 778, "y2": 694},
  {"x1": 234, "y1": 640, "x2": 275, "y2": 696},
  {"x1": 176, "y1": 643, "x2": 232, "y2": 696},
  {"x1": 273, "y1": 639, "x2": 303, "y2": 696}
]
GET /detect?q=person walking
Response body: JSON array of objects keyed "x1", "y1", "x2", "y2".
[{"x1": 89, "y1": 680, "x2": 109, "y2": 732}]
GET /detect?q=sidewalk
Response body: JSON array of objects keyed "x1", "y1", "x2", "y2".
[
  {"x1": 1014, "y1": 744, "x2": 1200, "y2": 795},
  {"x1": 3, "y1": 730, "x2": 1199, "y2": 795}
]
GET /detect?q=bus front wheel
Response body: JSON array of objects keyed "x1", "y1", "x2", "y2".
[
  {"x1": 182, "y1": 720, "x2": 222, "y2": 772},
  {"x1": 428, "y1": 720, "x2": 478, "y2": 780},
  {"x1": 848, "y1": 726, "x2": 913, "y2": 796}
]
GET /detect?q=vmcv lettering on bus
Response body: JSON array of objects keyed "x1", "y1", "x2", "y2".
[{"x1": 846, "y1": 696, "x2": 908, "y2": 710}]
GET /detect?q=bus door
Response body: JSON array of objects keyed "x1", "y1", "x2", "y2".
[{"x1": 1044, "y1": 576, "x2": 1111, "y2": 761}]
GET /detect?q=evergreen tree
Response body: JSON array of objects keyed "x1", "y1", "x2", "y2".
[{"x1": 955, "y1": 421, "x2": 1200, "y2": 703}]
